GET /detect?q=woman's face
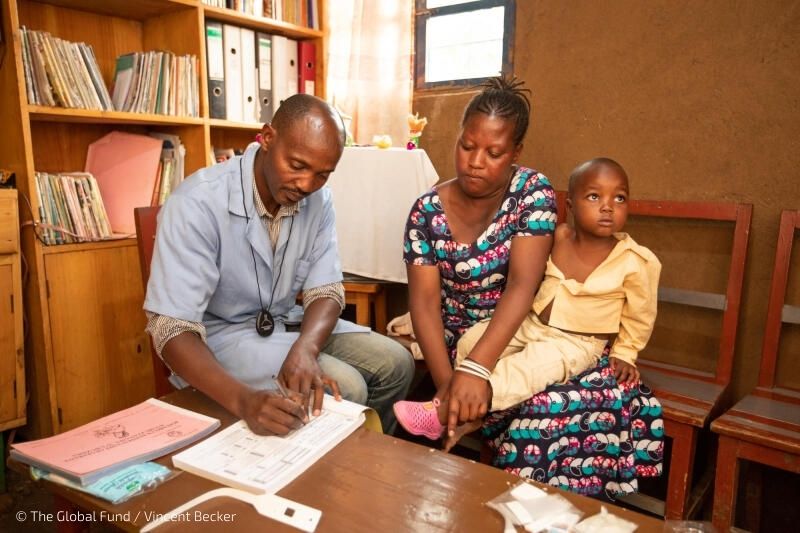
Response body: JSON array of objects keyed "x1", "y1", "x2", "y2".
[{"x1": 454, "y1": 113, "x2": 521, "y2": 199}]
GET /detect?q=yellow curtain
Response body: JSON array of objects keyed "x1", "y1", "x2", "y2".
[{"x1": 326, "y1": 0, "x2": 413, "y2": 146}]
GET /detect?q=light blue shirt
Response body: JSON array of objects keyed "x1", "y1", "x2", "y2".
[{"x1": 144, "y1": 142, "x2": 366, "y2": 388}]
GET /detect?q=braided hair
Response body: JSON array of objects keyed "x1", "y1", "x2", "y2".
[{"x1": 462, "y1": 75, "x2": 532, "y2": 145}]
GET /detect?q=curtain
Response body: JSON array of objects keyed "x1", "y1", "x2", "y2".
[{"x1": 326, "y1": 0, "x2": 413, "y2": 146}]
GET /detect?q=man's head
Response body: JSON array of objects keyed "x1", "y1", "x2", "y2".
[
  {"x1": 255, "y1": 94, "x2": 346, "y2": 213},
  {"x1": 567, "y1": 158, "x2": 630, "y2": 237}
]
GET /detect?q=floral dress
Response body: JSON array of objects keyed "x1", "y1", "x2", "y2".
[{"x1": 403, "y1": 165, "x2": 664, "y2": 502}]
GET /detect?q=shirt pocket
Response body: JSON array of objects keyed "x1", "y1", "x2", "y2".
[{"x1": 291, "y1": 259, "x2": 311, "y2": 294}]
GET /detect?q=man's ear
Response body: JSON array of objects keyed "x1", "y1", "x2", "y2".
[{"x1": 259, "y1": 124, "x2": 276, "y2": 150}]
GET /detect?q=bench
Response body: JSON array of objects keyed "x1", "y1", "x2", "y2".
[
  {"x1": 710, "y1": 209, "x2": 800, "y2": 531},
  {"x1": 555, "y1": 191, "x2": 753, "y2": 518}
]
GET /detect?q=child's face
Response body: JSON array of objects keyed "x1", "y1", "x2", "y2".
[
  {"x1": 454, "y1": 113, "x2": 521, "y2": 198},
  {"x1": 569, "y1": 167, "x2": 629, "y2": 238}
]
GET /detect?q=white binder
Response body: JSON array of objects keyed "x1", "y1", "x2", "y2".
[
  {"x1": 222, "y1": 24, "x2": 243, "y2": 122},
  {"x1": 271, "y1": 35, "x2": 299, "y2": 112},
  {"x1": 240, "y1": 27, "x2": 258, "y2": 123}
]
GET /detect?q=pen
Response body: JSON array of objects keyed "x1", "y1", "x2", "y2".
[{"x1": 275, "y1": 381, "x2": 310, "y2": 421}]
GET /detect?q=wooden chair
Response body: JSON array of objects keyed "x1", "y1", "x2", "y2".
[
  {"x1": 556, "y1": 191, "x2": 753, "y2": 518},
  {"x1": 134, "y1": 206, "x2": 174, "y2": 398},
  {"x1": 710, "y1": 209, "x2": 800, "y2": 531},
  {"x1": 342, "y1": 273, "x2": 394, "y2": 333}
]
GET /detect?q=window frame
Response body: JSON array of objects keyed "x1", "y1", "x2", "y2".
[{"x1": 414, "y1": 0, "x2": 516, "y2": 90}]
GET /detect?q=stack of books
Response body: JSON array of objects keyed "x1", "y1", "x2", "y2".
[
  {"x1": 34, "y1": 172, "x2": 112, "y2": 245},
  {"x1": 200, "y1": 0, "x2": 320, "y2": 30},
  {"x1": 19, "y1": 27, "x2": 113, "y2": 110},
  {"x1": 11, "y1": 398, "x2": 220, "y2": 486},
  {"x1": 111, "y1": 51, "x2": 200, "y2": 117}
]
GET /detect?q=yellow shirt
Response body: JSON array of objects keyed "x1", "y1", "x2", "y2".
[{"x1": 532, "y1": 233, "x2": 661, "y2": 366}]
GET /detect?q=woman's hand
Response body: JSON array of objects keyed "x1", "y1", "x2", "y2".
[{"x1": 445, "y1": 371, "x2": 491, "y2": 438}]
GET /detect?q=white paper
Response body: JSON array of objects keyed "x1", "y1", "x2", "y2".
[{"x1": 173, "y1": 395, "x2": 365, "y2": 494}]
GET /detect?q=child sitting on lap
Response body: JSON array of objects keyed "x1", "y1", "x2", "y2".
[{"x1": 395, "y1": 158, "x2": 662, "y2": 444}]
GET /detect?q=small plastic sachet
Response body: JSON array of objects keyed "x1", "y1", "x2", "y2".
[
  {"x1": 32, "y1": 462, "x2": 175, "y2": 504},
  {"x1": 574, "y1": 506, "x2": 637, "y2": 533},
  {"x1": 487, "y1": 481, "x2": 583, "y2": 533}
]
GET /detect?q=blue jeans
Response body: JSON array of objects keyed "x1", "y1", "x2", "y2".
[{"x1": 318, "y1": 331, "x2": 414, "y2": 434}]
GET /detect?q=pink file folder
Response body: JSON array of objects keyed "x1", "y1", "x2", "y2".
[{"x1": 85, "y1": 131, "x2": 162, "y2": 235}]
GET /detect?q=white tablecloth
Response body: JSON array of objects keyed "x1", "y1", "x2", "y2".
[{"x1": 327, "y1": 147, "x2": 439, "y2": 283}]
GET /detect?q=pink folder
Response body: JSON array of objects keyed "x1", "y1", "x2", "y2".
[{"x1": 85, "y1": 131, "x2": 162, "y2": 235}]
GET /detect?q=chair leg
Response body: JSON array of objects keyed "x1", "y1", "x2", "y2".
[
  {"x1": 712, "y1": 435, "x2": 740, "y2": 532},
  {"x1": 374, "y1": 289, "x2": 388, "y2": 334},
  {"x1": 742, "y1": 460, "x2": 762, "y2": 532},
  {"x1": 665, "y1": 421, "x2": 698, "y2": 519},
  {"x1": 354, "y1": 293, "x2": 371, "y2": 328}
]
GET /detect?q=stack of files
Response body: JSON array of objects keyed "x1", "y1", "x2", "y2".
[
  {"x1": 85, "y1": 131, "x2": 163, "y2": 236},
  {"x1": 34, "y1": 171, "x2": 112, "y2": 245},
  {"x1": 10, "y1": 398, "x2": 220, "y2": 486},
  {"x1": 19, "y1": 27, "x2": 113, "y2": 110},
  {"x1": 208, "y1": 22, "x2": 265, "y2": 123},
  {"x1": 111, "y1": 51, "x2": 199, "y2": 117},
  {"x1": 149, "y1": 132, "x2": 186, "y2": 206}
]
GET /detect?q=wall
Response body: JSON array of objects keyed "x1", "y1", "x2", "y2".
[{"x1": 414, "y1": 0, "x2": 800, "y2": 399}]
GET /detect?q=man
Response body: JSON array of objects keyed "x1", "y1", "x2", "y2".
[{"x1": 145, "y1": 94, "x2": 414, "y2": 435}]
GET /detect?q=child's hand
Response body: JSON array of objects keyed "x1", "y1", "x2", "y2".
[{"x1": 610, "y1": 357, "x2": 640, "y2": 384}]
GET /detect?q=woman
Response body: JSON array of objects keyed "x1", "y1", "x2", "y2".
[{"x1": 400, "y1": 76, "x2": 663, "y2": 501}]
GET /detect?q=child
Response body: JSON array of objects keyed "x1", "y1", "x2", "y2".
[{"x1": 394, "y1": 158, "x2": 661, "y2": 444}]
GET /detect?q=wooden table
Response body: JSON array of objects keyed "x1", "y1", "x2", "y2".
[{"x1": 10, "y1": 388, "x2": 664, "y2": 532}]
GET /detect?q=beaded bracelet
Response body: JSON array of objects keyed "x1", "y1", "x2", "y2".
[{"x1": 456, "y1": 358, "x2": 492, "y2": 381}]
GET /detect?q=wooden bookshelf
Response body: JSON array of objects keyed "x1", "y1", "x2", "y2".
[
  {"x1": 0, "y1": 0, "x2": 327, "y2": 436},
  {"x1": 0, "y1": 190, "x2": 25, "y2": 433},
  {"x1": 27, "y1": 106, "x2": 206, "y2": 126}
]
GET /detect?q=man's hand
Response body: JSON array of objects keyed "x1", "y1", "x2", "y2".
[
  {"x1": 238, "y1": 388, "x2": 308, "y2": 436},
  {"x1": 278, "y1": 340, "x2": 340, "y2": 416},
  {"x1": 610, "y1": 357, "x2": 640, "y2": 384},
  {"x1": 445, "y1": 371, "x2": 491, "y2": 440}
]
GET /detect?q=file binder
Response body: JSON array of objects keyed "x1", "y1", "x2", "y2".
[
  {"x1": 256, "y1": 32, "x2": 274, "y2": 123},
  {"x1": 240, "y1": 27, "x2": 258, "y2": 123},
  {"x1": 298, "y1": 41, "x2": 316, "y2": 96},
  {"x1": 205, "y1": 21, "x2": 226, "y2": 119},
  {"x1": 271, "y1": 35, "x2": 298, "y2": 110},
  {"x1": 223, "y1": 24, "x2": 243, "y2": 122}
]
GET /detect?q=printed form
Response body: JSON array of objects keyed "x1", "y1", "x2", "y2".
[{"x1": 173, "y1": 395, "x2": 367, "y2": 494}]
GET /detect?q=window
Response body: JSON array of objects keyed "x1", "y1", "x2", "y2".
[{"x1": 414, "y1": 0, "x2": 515, "y2": 89}]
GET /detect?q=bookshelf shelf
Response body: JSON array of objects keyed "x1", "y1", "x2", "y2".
[
  {"x1": 29, "y1": 0, "x2": 197, "y2": 20},
  {"x1": 27, "y1": 106, "x2": 205, "y2": 126},
  {"x1": 202, "y1": 5, "x2": 323, "y2": 39},
  {"x1": 208, "y1": 118, "x2": 262, "y2": 131},
  {"x1": 39, "y1": 237, "x2": 137, "y2": 255}
]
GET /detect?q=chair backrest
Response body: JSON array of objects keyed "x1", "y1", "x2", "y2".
[
  {"x1": 133, "y1": 206, "x2": 173, "y2": 397},
  {"x1": 756, "y1": 209, "x2": 800, "y2": 402},
  {"x1": 555, "y1": 192, "x2": 752, "y2": 387}
]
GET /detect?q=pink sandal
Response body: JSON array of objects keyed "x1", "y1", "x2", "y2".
[{"x1": 393, "y1": 398, "x2": 444, "y2": 440}]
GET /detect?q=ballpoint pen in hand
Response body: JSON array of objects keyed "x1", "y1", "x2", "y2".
[{"x1": 275, "y1": 380, "x2": 310, "y2": 421}]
